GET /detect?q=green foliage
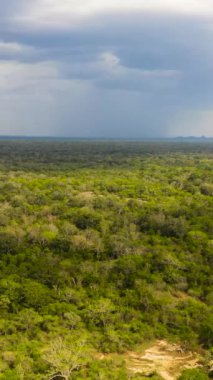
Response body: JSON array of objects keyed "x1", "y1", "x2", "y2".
[
  {"x1": 0, "y1": 140, "x2": 212, "y2": 378},
  {"x1": 178, "y1": 368, "x2": 209, "y2": 380}
]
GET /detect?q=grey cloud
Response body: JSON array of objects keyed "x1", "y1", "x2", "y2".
[{"x1": 0, "y1": 2, "x2": 213, "y2": 136}]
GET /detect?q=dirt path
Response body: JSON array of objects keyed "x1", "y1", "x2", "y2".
[{"x1": 125, "y1": 340, "x2": 201, "y2": 379}]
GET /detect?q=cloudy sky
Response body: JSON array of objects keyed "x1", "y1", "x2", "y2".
[{"x1": 1, "y1": 0, "x2": 213, "y2": 137}]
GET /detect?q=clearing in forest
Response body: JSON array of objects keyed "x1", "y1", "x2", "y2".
[{"x1": 125, "y1": 340, "x2": 201, "y2": 379}]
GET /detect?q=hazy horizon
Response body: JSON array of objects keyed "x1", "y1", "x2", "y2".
[{"x1": 0, "y1": 135, "x2": 212, "y2": 140}]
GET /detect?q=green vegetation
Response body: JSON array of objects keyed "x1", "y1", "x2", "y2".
[
  {"x1": 178, "y1": 368, "x2": 209, "y2": 380},
  {"x1": 0, "y1": 140, "x2": 212, "y2": 379}
]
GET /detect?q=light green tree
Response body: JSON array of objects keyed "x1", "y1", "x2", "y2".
[{"x1": 43, "y1": 336, "x2": 90, "y2": 380}]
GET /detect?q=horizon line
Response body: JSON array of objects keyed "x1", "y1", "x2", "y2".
[{"x1": 0, "y1": 135, "x2": 212, "y2": 140}]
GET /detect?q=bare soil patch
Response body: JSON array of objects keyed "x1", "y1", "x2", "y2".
[{"x1": 125, "y1": 340, "x2": 201, "y2": 379}]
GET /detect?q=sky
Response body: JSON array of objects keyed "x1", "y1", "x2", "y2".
[{"x1": 0, "y1": 0, "x2": 213, "y2": 137}]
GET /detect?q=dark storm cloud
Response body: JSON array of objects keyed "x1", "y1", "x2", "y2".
[{"x1": 0, "y1": 0, "x2": 213, "y2": 137}]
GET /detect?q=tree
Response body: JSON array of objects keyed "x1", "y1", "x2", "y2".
[{"x1": 43, "y1": 336, "x2": 90, "y2": 380}]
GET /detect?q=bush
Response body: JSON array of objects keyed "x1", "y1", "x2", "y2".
[{"x1": 178, "y1": 368, "x2": 209, "y2": 380}]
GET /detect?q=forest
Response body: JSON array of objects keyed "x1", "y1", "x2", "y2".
[{"x1": 0, "y1": 139, "x2": 212, "y2": 379}]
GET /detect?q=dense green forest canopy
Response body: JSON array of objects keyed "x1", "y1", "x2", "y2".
[
  {"x1": 0, "y1": 140, "x2": 212, "y2": 379},
  {"x1": 0, "y1": 139, "x2": 212, "y2": 171}
]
